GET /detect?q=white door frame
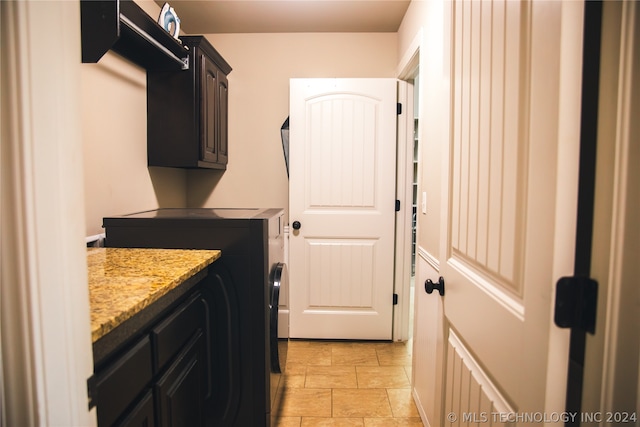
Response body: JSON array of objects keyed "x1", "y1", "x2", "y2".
[
  {"x1": 596, "y1": 0, "x2": 640, "y2": 411},
  {"x1": 583, "y1": 0, "x2": 640, "y2": 416},
  {"x1": 393, "y1": 30, "x2": 422, "y2": 343},
  {"x1": 393, "y1": 80, "x2": 415, "y2": 343},
  {"x1": 1, "y1": 2, "x2": 95, "y2": 425}
]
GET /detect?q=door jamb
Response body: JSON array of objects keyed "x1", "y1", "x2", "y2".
[
  {"x1": 393, "y1": 33, "x2": 421, "y2": 342},
  {"x1": 393, "y1": 80, "x2": 415, "y2": 342}
]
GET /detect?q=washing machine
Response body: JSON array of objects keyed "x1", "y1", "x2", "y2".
[{"x1": 103, "y1": 208, "x2": 288, "y2": 427}]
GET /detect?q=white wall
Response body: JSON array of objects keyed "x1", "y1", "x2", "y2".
[
  {"x1": 186, "y1": 33, "x2": 398, "y2": 222},
  {"x1": 397, "y1": 0, "x2": 445, "y2": 260},
  {"x1": 81, "y1": 28, "x2": 398, "y2": 233},
  {"x1": 81, "y1": 0, "x2": 187, "y2": 237},
  {"x1": 81, "y1": 53, "x2": 188, "y2": 236},
  {"x1": 396, "y1": 1, "x2": 450, "y2": 425},
  {"x1": 2, "y1": 1, "x2": 95, "y2": 424}
]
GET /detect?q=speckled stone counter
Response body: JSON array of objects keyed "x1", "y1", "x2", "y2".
[{"x1": 88, "y1": 247, "x2": 221, "y2": 344}]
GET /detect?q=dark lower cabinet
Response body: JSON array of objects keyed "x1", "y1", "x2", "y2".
[
  {"x1": 94, "y1": 337, "x2": 153, "y2": 427},
  {"x1": 116, "y1": 390, "x2": 155, "y2": 427},
  {"x1": 91, "y1": 273, "x2": 220, "y2": 427},
  {"x1": 155, "y1": 332, "x2": 206, "y2": 427}
]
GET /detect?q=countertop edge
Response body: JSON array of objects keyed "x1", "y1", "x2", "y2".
[
  {"x1": 89, "y1": 248, "x2": 221, "y2": 349},
  {"x1": 92, "y1": 267, "x2": 209, "y2": 365}
]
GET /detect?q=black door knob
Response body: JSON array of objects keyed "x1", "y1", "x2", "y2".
[
  {"x1": 425, "y1": 276, "x2": 445, "y2": 296},
  {"x1": 292, "y1": 221, "x2": 301, "y2": 230}
]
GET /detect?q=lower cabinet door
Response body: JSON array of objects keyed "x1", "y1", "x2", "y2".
[
  {"x1": 155, "y1": 331, "x2": 206, "y2": 427},
  {"x1": 95, "y1": 337, "x2": 153, "y2": 427},
  {"x1": 116, "y1": 390, "x2": 155, "y2": 427}
]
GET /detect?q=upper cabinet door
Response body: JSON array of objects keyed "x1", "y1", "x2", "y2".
[
  {"x1": 201, "y1": 54, "x2": 219, "y2": 164},
  {"x1": 216, "y1": 71, "x2": 229, "y2": 166},
  {"x1": 147, "y1": 36, "x2": 231, "y2": 169}
]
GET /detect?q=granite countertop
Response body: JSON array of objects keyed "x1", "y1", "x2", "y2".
[{"x1": 88, "y1": 247, "x2": 221, "y2": 343}]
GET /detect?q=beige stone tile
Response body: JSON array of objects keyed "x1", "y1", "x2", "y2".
[
  {"x1": 305, "y1": 366, "x2": 357, "y2": 389},
  {"x1": 276, "y1": 388, "x2": 332, "y2": 418},
  {"x1": 286, "y1": 363, "x2": 309, "y2": 375},
  {"x1": 372, "y1": 341, "x2": 411, "y2": 349},
  {"x1": 282, "y1": 372, "x2": 307, "y2": 389},
  {"x1": 386, "y1": 389, "x2": 420, "y2": 418},
  {"x1": 272, "y1": 416, "x2": 302, "y2": 427},
  {"x1": 288, "y1": 345, "x2": 332, "y2": 366},
  {"x1": 332, "y1": 344, "x2": 379, "y2": 366},
  {"x1": 356, "y1": 366, "x2": 410, "y2": 389},
  {"x1": 302, "y1": 417, "x2": 364, "y2": 426},
  {"x1": 283, "y1": 362, "x2": 308, "y2": 390},
  {"x1": 276, "y1": 340, "x2": 418, "y2": 423},
  {"x1": 364, "y1": 418, "x2": 424, "y2": 426},
  {"x1": 331, "y1": 341, "x2": 380, "y2": 350},
  {"x1": 404, "y1": 365, "x2": 412, "y2": 380},
  {"x1": 332, "y1": 389, "x2": 393, "y2": 418},
  {"x1": 373, "y1": 341, "x2": 412, "y2": 364},
  {"x1": 289, "y1": 340, "x2": 334, "y2": 350}
]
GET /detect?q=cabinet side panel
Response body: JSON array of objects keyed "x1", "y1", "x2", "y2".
[{"x1": 147, "y1": 68, "x2": 198, "y2": 167}]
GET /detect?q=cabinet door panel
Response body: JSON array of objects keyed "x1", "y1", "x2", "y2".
[
  {"x1": 155, "y1": 331, "x2": 206, "y2": 427},
  {"x1": 146, "y1": 36, "x2": 230, "y2": 169},
  {"x1": 116, "y1": 390, "x2": 155, "y2": 427},
  {"x1": 96, "y1": 337, "x2": 153, "y2": 427},
  {"x1": 217, "y1": 71, "x2": 229, "y2": 165},
  {"x1": 201, "y1": 267, "x2": 240, "y2": 425},
  {"x1": 201, "y1": 54, "x2": 219, "y2": 163},
  {"x1": 151, "y1": 292, "x2": 204, "y2": 372}
]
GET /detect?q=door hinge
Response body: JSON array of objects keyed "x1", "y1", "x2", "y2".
[
  {"x1": 554, "y1": 276, "x2": 598, "y2": 334},
  {"x1": 87, "y1": 374, "x2": 97, "y2": 410},
  {"x1": 395, "y1": 200, "x2": 401, "y2": 212},
  {"x1": 393, "y1": 293, "x2": 398, "y2": 305},
  {"x1": 397, "y1": 103, "x2": 402, "y2": 115}
]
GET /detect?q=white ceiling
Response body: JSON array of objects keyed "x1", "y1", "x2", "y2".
[{"x1": 156, "y1": 0, "x2": 411, "y2": 34}]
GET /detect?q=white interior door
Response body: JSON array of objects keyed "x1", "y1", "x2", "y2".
[
  {"x1": 426, "y1": 1, "x2": 583, "y2": 423},
  {"x1": 289, "y1": 78, "x2": 397, "y2": 340}
]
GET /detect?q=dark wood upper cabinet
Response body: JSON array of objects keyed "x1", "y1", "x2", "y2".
[
  {"x1": 147, "y1": 36, "x2": 232, "y2": 169},
  {"x1": 80, "y1": 2, "x2": 231, "y2": 170}
]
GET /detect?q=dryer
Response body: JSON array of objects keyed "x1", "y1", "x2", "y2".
[{"x1": 103, "y1": 208, "x2": 288, "y2": 427}]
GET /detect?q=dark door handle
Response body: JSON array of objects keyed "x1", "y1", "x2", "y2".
[
  {"x1": 292, "y1": 221, "x2": 301, "y2": 230},
  {"x1": 425, "y1": 277, "x2": 445, "y2": 296}
]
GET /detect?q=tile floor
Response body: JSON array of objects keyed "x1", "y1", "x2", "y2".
[{"x1": 271, "y1": 340, "x2": 424, "y2": 426}]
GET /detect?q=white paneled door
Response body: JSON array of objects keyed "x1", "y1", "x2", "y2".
[
  {"x1": 289, "y1": 78, "x2": 397, "y2": 340},
  {"x1": 425, "y1": 1, "x2": 584, "y2": 424}
]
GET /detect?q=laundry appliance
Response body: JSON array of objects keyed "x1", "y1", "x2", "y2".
[{"x1": 103, "y1": 208, "x2": 288, "y2": 427}]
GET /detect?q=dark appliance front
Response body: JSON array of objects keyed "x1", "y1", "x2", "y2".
[{"x1": 103, "y1": 208, "x2": 288, "y2": 427}]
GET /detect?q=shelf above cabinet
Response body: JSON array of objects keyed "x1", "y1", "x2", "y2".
[{"x1": 80, "y1": 0, "x2": 189, "y2": 71}]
